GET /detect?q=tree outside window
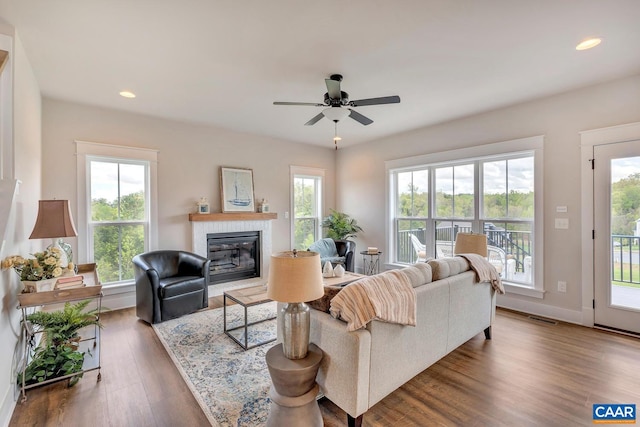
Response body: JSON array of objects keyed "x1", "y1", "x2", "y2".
[
  {"x1": 292, "y1": 169, "x2": 323, "y2": 250},
  {"x1": 89, "y1": 160, "x2": 148, "y2": 284}
]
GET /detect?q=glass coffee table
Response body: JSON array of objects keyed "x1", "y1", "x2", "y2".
[{"x1": 223, "y1": 284, "x2": 277, "y2": 350}]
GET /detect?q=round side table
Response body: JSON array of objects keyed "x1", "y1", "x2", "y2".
[
  {"x1": 360, "y1": 251, "x2": 382, "y2": 275},
  {"x1": 265, "y1": 343, "x2": 323, "y2": 427}
]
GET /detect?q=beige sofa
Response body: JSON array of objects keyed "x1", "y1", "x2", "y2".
[{"x1": 308, "y1": 258, "x2": 497, "y2": 426}]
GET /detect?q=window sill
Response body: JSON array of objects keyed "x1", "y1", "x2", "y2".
[
  {"x1": 101, "y1": 281, "x2": 135, "y2": 295},
  {"x1": 502, "y1": 282, "x2": 545, "y2": 299}
]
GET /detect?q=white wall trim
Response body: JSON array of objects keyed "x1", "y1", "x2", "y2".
[
  {"x1": 385, "y1": 134, "x2": 545, "y2": 294},
  {"x1": 498, "y1": 295, "x2": 583, "y2": 325},
  {"x1": 385, "y1": 135, "x2": 544, "y2": 170},
  {"x1": 75, "y1": 140, "x2": 159, "y2": 264},
  {"x1": 0, "y1": 33, "x2": 13, "y2": 181},
  {"x1": 579, "y1": 121, "x2": 640, "y2": 327},
  {"x1": 289, "y1": 165, "x2": 325, "y2": 249}
]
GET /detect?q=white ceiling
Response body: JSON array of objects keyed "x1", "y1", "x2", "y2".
[{"x1": 1, "y1": 0, "x2": 639, "y2": 148}]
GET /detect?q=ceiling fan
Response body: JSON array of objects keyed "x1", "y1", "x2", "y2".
[{"x1": 273, "y1": 74, "x2": 400, "y2": 126}]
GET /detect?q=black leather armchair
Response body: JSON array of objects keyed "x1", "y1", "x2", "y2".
[
  {"x1": 335, "y1": 240, "x2": 356, "y2": 272},
  {"x1": 133, "y1": 250, "x2": 210, "y2": 324},
  {"x1": 308, "y1": 238, "x2": 356, "y2": 272}
]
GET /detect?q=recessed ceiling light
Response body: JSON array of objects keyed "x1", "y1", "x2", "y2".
[
  {"x1": 576, "y1": 38, "x2": 602, "y2": 51},
  {"x1": 119, "y1": 90, "x2": 136, "y2": 98}
]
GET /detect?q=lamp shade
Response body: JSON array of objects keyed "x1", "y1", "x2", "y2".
[
  {"x1": 454, "y1": 233, "x2": 488, "y2": 257},
  {"x1": 267, "y1": 251, "x2": 324, "y2": 303},
  {"x1": 29, "y1": 200, "x2": 78, "y2": 239}
]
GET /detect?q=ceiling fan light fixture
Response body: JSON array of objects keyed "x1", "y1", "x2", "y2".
[{"x1": 322, "y1": 107, "x2": 350, "y2": 122}]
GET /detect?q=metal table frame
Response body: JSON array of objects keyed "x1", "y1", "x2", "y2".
[
  {"x1": 223, "y1": 286, "x2": 277, "y2": 350},
  {"x1": 360, "y1": 251, "x2": 382, "y2": 276}
]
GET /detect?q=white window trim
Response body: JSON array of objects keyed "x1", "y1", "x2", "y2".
[
  {"x1": 385, "y1": 135, "x2": 545, "y2": 298},
  {"x1": 290, "y1": 166, "x2": 325, "y2": 250},
  {"x1": 75, "y1": 140, "x2": 158, "y2": 286}
]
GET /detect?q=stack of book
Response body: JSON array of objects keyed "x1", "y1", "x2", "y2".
[{"x1": 55, "y1": 275, "x2": 85, "y2": 290}]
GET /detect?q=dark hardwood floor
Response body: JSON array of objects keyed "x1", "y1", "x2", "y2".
[{"x1": 10, "y1": 297, "x2": 640, "y2": 426}]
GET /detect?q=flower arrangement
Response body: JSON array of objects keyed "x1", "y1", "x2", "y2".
[{"x1": 1, "y1": 247, "x2": 72, "y2": 281}]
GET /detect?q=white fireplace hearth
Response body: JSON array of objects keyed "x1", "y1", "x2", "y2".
[{"x1": 189, "y1": 212, "x2": 277, "y2": 296}]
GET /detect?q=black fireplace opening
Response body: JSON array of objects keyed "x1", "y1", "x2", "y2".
[{"x1": 207, "y1": 231, "x2": 260, "y2": 284}]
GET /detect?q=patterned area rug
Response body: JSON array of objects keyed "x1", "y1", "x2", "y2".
[{"x1": 152, "y1": 302, "x2": 278, "y2": 427}]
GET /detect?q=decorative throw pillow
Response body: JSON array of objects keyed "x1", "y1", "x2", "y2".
[
  {"x1": 428, "y1": 259, "x2": 451, "y2": 281},
  {"x1": 307, "y1": 286, "x2": 342, "y2": 313},
  {"x1": 402, "y1": 263, "x2": 433, "y2": 287}
]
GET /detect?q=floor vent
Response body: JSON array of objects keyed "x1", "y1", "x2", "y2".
[{"x1": 527, "y1": 315, "x2": 557, "y2": 325}]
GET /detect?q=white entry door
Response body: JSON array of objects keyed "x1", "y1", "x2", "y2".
[{"x1": 593, "y1": 139, "x2": 640, "y2": 334}]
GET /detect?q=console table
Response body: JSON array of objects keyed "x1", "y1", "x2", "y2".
[{"x1": 17, "y1": 263, "x2": 103, "y2": 402}]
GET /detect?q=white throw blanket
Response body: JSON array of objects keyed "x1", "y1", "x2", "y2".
[
  {"x1": 457, "y1": 253, "x2": 505, "y2": 294},
  {"x1": 329, "y1": 270, "x2": 416, "y2": 331}
]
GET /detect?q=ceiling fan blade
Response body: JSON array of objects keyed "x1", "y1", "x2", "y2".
[
  {"x1": 349, "y1": 95, "x2": 401, "y2": 107},
  {"x1": 304, "y1": 112, "x2": 325, "y2": 126},
  {"x1": 348, "y1": 108, "x2": 373, "y2": 126},
  {"x1": 325, "y1": 78, "x2": 342, "y2": 100},
  {"x1": 273, "y1": 101, "x2": 324, "y2": 106}
]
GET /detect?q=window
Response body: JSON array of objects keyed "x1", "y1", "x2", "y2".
[
  {"x1": 387, "y1": 136, "x2": 543, "y2": 295},
  {"x1": 291, "y1": 166, "x2": 324, "y2": 250},
  {"x1": 76, "y1": 141, "x2": 158, "y2": 286}
]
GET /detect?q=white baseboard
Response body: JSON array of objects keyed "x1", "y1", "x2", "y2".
[
  {"x1": 497, "y1": 293, "x2": 584, "y2": 325},
  {"x1": 0, "y1": 386, "x2": 17, "y2": 427}
]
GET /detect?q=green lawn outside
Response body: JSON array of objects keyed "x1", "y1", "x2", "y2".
[{"x1": 612, "y1": 262, "x2": 640, "y2": 288}]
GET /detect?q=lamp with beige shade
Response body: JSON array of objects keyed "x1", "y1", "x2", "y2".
[
  {"x1": 29, "y1": 200, "x2": 78, "y2": 270},
  {"x1": 267, "y1": 249, "x2": 324, "y2": 360}
]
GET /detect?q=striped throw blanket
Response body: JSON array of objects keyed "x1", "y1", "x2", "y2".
[
  {"x1": 329, "y1": 270, "x2": 416, "y2": 331},
  {"x1": 457, "y1": 253, "x2": 505, "y2": 294}
]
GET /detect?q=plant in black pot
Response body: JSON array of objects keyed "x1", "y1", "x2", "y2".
[
  {"x1": 19, "y1": 299, "x2": 102, "y2": 386},
  {"x1": 321, "y1": 210, "x2": 363, "y2": 240}
]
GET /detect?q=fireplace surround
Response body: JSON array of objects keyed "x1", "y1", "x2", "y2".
[{"x1": 190, "y1": 212, "x2": 276, "y2": 294}]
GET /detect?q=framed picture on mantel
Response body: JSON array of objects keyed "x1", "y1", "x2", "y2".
[{"x1": 220, "y1": 167, "x2": 255, "y2": 213}]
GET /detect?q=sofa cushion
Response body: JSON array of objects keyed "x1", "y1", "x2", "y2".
[
  {"x1": 307, "y1": 286, "x2": 342, "y2": 312},
  {"x1": 401, "y1": 263, "x2": 433, "y2": 287},
  {"x1": 427, "y1": 257, "x2": 470, "y2": 281},
  {"x1": 159, "y1": 276, "x2": 205, "y2": 298}
]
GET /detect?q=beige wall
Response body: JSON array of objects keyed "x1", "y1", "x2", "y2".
[
  {"x1": 0, "y1": 30, "x2": 42, "y2": 425},
  {"x1": 40, "y1": 98, "x2": 337, "y2": 257},
  {"x1": 337, "y1": 73, "x2": 640, "y2": 323}
]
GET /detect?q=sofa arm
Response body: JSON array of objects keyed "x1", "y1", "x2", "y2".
[{"x1": 309, "y1": 309, "x2": 372, "y2": 419}]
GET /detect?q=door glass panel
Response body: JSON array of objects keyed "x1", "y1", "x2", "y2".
[{"x1": 610, "y1": 156, "x2": 640, "y2": 310}]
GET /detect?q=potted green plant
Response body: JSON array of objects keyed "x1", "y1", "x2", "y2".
[
  {"x1": 18, "y1": 342, "x2": 86, "y2": 386},
  {"x1": 321, "y1": 210, "x2": 363, "y2": 240},
  {"x1": 19, "y1": 300, "x2": 102, "y2": 386}
]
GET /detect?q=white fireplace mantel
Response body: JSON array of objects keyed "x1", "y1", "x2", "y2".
[{"x1": 190, "y1": 213, "x2": 277, "y2": 295}]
